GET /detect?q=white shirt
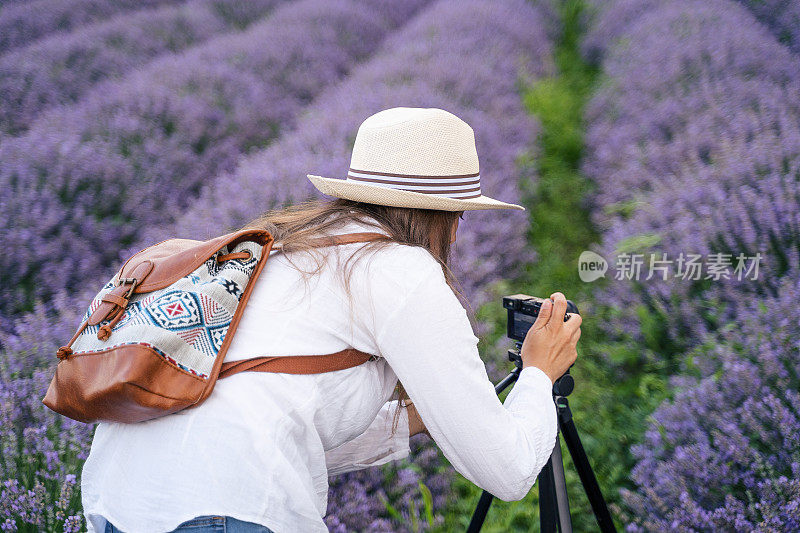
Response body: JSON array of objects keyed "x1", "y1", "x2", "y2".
[{"x1": 81, "y1": 216, "x2": 558, "y2": 533}]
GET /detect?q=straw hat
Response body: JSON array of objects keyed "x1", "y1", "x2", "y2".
[{"x1": 307, "y1": 107, "x2": 525, "y2": 211}]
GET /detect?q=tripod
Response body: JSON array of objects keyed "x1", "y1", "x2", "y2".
[{"x1": 466, "y1": 343, "x2": 617, "y2": 533}]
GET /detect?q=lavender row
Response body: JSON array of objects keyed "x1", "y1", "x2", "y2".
[
  {"x1": 0, "y1": 295, "x2": 94, "y2": 531},
  {"x1": 581, "y1": 0, "x2": 800, "y2": 343},
  {"x1": 0, "y1": 0, "x2": 283, "y2": 136},
  {"x1": 737, "y1": 0, "x2": 800, "y2": 55},
  {"x1": 584, "y1": 0, "x2": 799, "y2": 209},
  {"x1": 0, "y1": 0, "x2": 431, "y2": 318},
  {"x1": 164, "y1": 0, "x2": 554, "y2": 310},
  {"x1": 581, "y1": 1, "x2": 800, "y2": 529},
  {"x1": 622, "y1": 278, "x2": 800, "y2": 531},
  {"x1": 325, "y1": 436, "x2": 451, "y2": 532},
  {"x1": 582, "y1": 0, "x2": 800, "y2": 64},
  {"x1": 0, "y1": 0, "x2": 173, "y2": 54}
]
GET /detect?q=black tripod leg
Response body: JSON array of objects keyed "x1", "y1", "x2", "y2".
[
  {"x1": 550, "y1": 437, "x2": 572, "y2": 533},
  {"x1": 466, "y1": 491, "x2": 494, "y2": 533},
  {"x1": 469, "y1": 358, "x2": 616, "y2": 532},
  {"x1": 559, "y1": 415, "x2": 617, "y2": 533},
  {"x1": 538, "y1": 454, "x2": 558, "y2": 532}
]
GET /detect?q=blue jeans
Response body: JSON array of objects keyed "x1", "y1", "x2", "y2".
[{"x1": 104, "y1": 515, "x2": 276, "y2": 532}]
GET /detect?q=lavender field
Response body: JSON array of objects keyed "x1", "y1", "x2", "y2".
[
  {"x1": 581, "y1": 0, "x2": 800, "y2": 530},
  {"x1": 1, "y1": 0, "x2": 799, "y2": 530}
]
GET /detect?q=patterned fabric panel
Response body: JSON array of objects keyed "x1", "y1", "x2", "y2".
[{"x1": 71, "y1": 240, "x2": 263, "y2": 379}]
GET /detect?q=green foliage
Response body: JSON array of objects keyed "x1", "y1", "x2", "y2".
[
  {"x1": 379, "y1": 492, "x2": 404, "y2": 522},
  {"x1": 418, "y1": 480, "x2": 435, "y2": 527},
  {"x1": 602, "y1": 199, "x2": 643, "y2": 219},
  {"x1": 614, "y1": 234, "x2": 663, "y2": 255}
]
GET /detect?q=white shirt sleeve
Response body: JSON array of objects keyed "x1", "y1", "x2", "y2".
[
  {"x1": 324, "y1": 400, "x2": 411, "y2": 476},
  {"x1": 362, "y1": 248, "x2": 558, "y2": 501}
]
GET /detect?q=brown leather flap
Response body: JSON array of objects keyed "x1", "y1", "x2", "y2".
[{"x1": 115, "y1": 229, "x2": 273, "y2": 294}]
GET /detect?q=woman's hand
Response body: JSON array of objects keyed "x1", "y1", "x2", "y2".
[{"x1": 520, "y1": 292, "x2": 582, "y2": 384}]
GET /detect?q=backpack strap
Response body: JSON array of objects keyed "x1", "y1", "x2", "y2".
[
  {"x1": 219, "y1": 349, "x2": 378, "y2": 379},
  {"x1": 220, "y1": 231, "x2": 389, "y2": 379}
]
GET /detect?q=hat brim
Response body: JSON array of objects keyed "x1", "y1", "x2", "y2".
[{"x1": 307, "y1": 175, "x2": 525, "y2": 211}]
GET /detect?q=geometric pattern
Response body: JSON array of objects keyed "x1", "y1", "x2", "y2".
[
  {"x1": 146, "y1": 291, "x2": 204, "y2": 330},
  {"x1": 72, "y1": 239, "x2": 263, "y2": 379},
  {"x1": 143, "y1": 290, "x2": 233, "y2": 355}
]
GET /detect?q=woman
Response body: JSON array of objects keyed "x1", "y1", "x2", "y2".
[{"x1": 81, "y1": 107, "x2": 581, "y2": 532}]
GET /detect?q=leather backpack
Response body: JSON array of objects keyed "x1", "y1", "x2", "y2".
[{"x1": 42, "y1": 229, "x2": 388, "y2": 424}]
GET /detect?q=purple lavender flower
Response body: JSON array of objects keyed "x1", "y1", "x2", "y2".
[
  {"x1": 0, "y1": 0, "x2": 173, "y2": 53},
  {"x1": 583, "y1": 1, "x2": 800, "y2": 528},
  {"x1": 581, "y1": 0, "x2": 663, "y2": 65},
  {"x1": 0, "y1": 362, "x2": 94, "y2": 530},
  {"x1": 622, "y1": 279, "x2": 800, "y2": 531},
  {"x1": 737, "y1": 0, "x2": 800, "y2": 55},
  {"x1": 582, "y1": 0, "x2": 800, "y2": 345},
  {"x1": 0, "y1": 0, "x2": 284, "y2": 135},
  {"x1": 325, "y1": 435, "x2": 450, "y2": 532},
  {"x1": 0, "y1": 0, "x2": 432, "y2": 318},
  {"x1": 63, "y1": 515, "x2": 83, "y2": 533}
]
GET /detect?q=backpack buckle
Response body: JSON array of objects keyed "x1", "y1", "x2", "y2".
[{"x1": 117, "y1": 277, "x2": 140, "y2": 299}]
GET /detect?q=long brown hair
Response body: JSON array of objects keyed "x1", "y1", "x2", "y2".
[{"x1": 239, "y1": 197, "x2": 471, "y2": 435}]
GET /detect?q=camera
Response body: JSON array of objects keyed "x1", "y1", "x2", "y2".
[
  {"x1": 503, "y1": 294, "x2": 580, "y2": 396},
  {"x1": 503, "y1": 294, "x2": 580, "y2": 342}
]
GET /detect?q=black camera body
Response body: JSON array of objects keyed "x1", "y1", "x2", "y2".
[
  {"x1": 503, "y1": 294, "x2": 580, "y2": 397},
  {"x1": 503, "y1": 294, "x2": 580, "y2": 342}
]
